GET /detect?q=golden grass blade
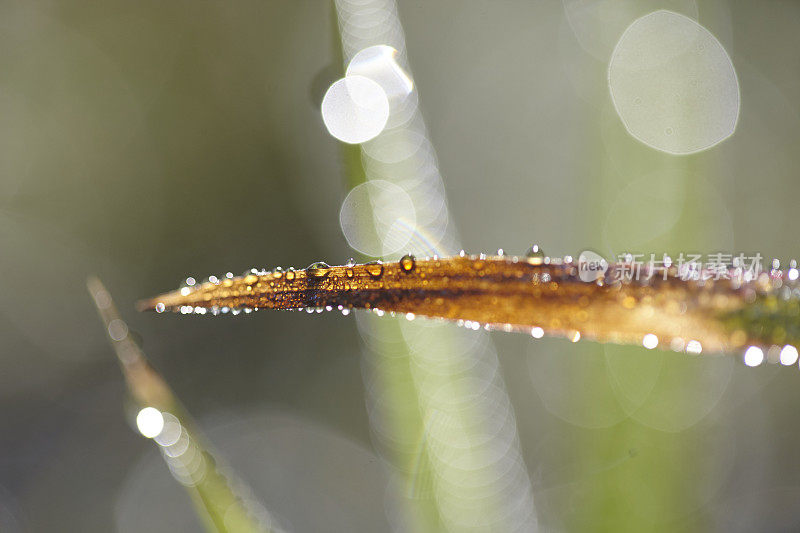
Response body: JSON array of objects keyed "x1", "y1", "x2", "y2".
[{"x1": 138, "y1": 254, "x2": 800, "y2": 358}]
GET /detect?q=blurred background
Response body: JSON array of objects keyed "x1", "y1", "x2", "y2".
[{"x1": 1, "y1": 1, "x2": 800, "y2": 531}]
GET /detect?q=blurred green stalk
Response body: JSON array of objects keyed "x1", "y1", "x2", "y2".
[
  {"x1": 88, "y1": 277, "x2": 275, "y2": 533},
  {"x1": 573, "y1": 126, "x2": 711, "y2": 530}
]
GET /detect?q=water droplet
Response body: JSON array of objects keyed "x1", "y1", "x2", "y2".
[
  {"x1": 346, "y1": 258, "x2": 356, "y2": 267},
  {"x1": 183, "y1": 277, "x2": 196, "y2": 287},
  {"x1": 526, "y1": 245, "x2": 545, "y2": 264},
  {"x1": 459, "y1": 250, "x2": 466, "y2": 257},
  {"x1": 531, "y1": 327, "x2": 544, "y2": 339},
  {"x1": 399, "y1": 254, "x2": 415, "y2": 272},
  {"x1": 306, "y1": 261, "x2": 331, "y2": 278},
  {"x1": 155, "y1": 302, "x2": 166, "y2": 313},
  {"x1": 497, "y1": 248, "x2": 505, "y2": 256},
  {"x1": 285, "y1": 268, "x2": 296, "y2": 281},
  {"x1": 226, "y1": 272, "x2": 234, "y2": 279},
  {"x1": 208, "y1": 275, "x2": 220, "y2": 285},
  {"x1": 273, "y1": 267, "x2": 284, "y2": 279},
  {"x1": 686, "y1": 340, "x2": 703, "y2": 354},
  {"x1": 744, "y1": 345, "x2": 764, "y2": 367},
  {"x1": 365, "y1": 261, "x2": 384, "y2": 278},
  {"x1": 642, "y1": 333, "x2": 659, "y2": 349},
  {"x1": 780, "y1": 345, "x2": 798, "y2": 366},
  {"x1": 341, "y1": 307, "x2": 351, "y2": 316}
]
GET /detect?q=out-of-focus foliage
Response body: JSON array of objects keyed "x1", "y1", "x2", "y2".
[{"x1": 1, "y1": 2, "x2": 800, "y2": 531}]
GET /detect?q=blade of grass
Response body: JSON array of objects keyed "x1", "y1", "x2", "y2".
[
  {"x1": 88, "y1": 277, "x2": 278, "y2": 533},
  {"x1": 136, "y1": 255, "x2": 800, "y2": 358}
]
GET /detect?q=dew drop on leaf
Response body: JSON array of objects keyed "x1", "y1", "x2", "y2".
[
  {"x1": 399, "y1": 254, "x2": 416, "y2": 272},
  {"x1": 526, "y1": 244, "x2": 545, "y2": 264},
  {"x1": 306, "y1": 262, "x2": 331, "y2": 278},
  {"x1": 365, "y1": 261, "x2": 384, "y2": 279}
]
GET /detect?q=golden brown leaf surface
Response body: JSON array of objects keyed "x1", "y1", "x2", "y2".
[{"x1": 139, "y1": 255, "x2": 800, "y2": 355}]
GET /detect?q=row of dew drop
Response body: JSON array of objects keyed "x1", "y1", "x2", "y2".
[
  {"x1": 159, "y1": 245, "x2": 800, "y2": 369},
  {"x1": 167, "y1": 243, "x2": 800, "y2": 305},
  {"x1": 158, "y1": 245, "x2": 548, "y2": 318},
  {"x1": 171, "y1": 244, "x2": 549, "y2": 295}
]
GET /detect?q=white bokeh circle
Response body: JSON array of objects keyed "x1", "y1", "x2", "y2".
[
  {"x1": 608, "y1": 10, "x2": 739, "y2": 154},
  {"x1": 339, "y1": 180, "x2": 416, "y2": 257},
  {"x1": 321, "y1": 75, "x2": 390, "y2": 144},
  {"x1": 346, "y1": 45, "x2": 413, "y2": 99}
]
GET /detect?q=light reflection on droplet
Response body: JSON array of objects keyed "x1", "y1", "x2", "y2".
[
  {"x1": 642, "y1": 333, "x2": 659, "y2": 349},
  {"x1": 686, "y1": 340, "x2": 703, "y2": 354},
  {"x1": 321, "y1": 75, "x2": 390, "y2": 144},
  {"x1": 744, "y1": 346, "x2": 765, "y2": 367},
  {"x1": 136, "y1": 407, "x2": 164, "y2": 439},
  {"x1": 780, "y1": 345, "x2": 799, "y2": 366},
  {"x1": 608, "y1": 10, "x2": 739, "y2": 154},
  {"x1": 339, "y1": 180, "x2": 417, "y2": 256}
]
